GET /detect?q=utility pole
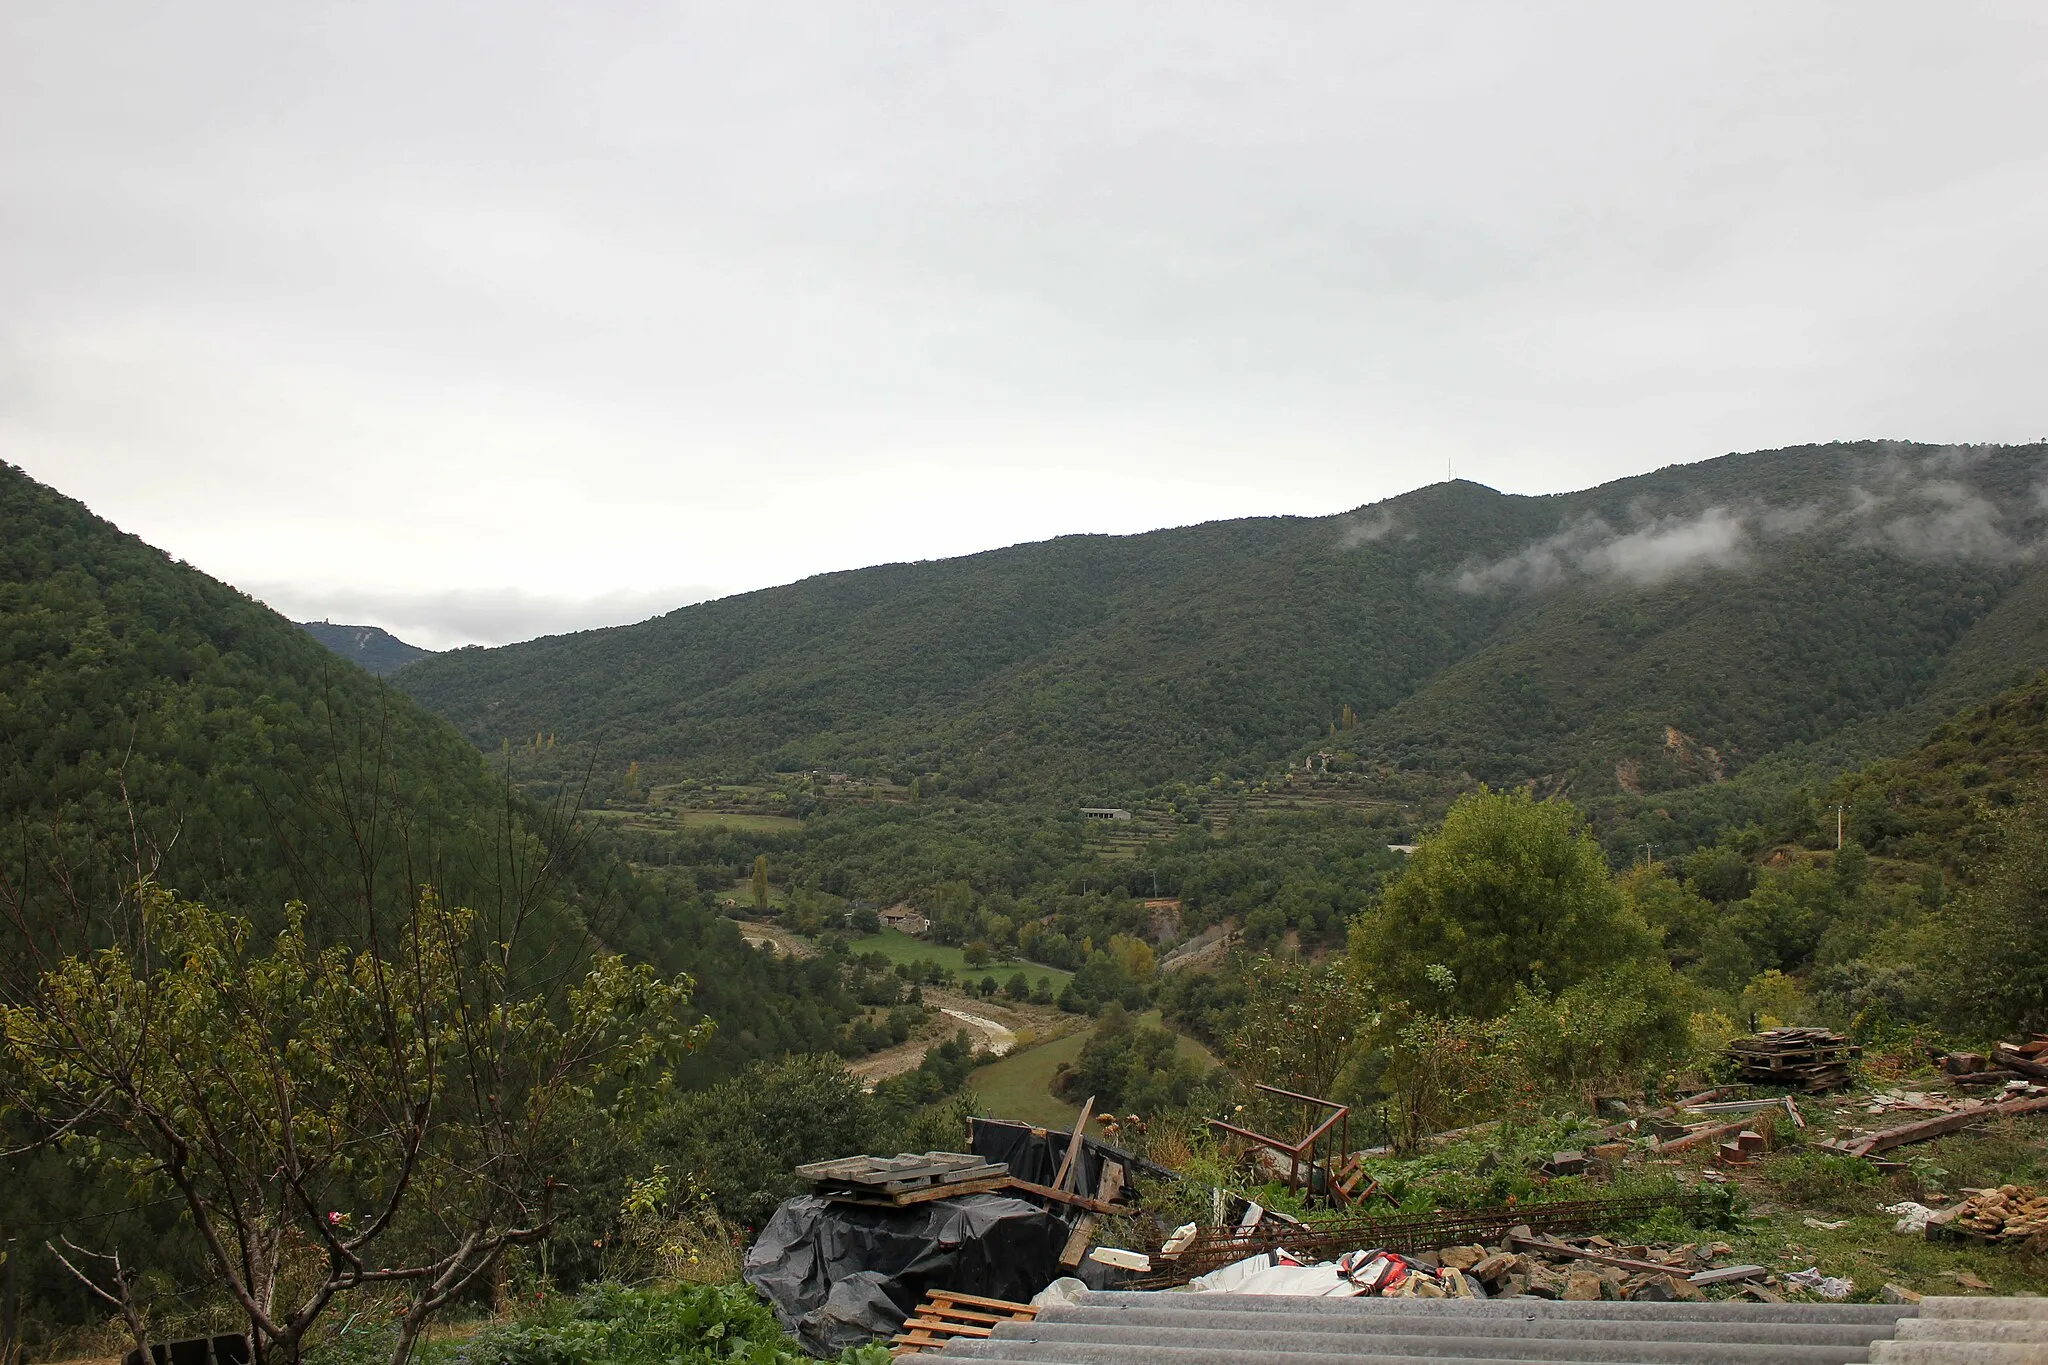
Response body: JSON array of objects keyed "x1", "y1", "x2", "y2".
[
  {"x1": 1825, "y1": 804, "x2": 1848, "y2": 850},
  {"x1": 1638, "y1": 843, "x2": 1656, "y2": 867}
]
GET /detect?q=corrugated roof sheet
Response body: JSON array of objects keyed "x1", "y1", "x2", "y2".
[{"x1": 898, "y1": 1290, "x2": 2048, "y2": 1364}]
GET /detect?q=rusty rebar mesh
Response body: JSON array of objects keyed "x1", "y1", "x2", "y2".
[{"x1": 1131, "y1": 1191, "x2": 1713, "y2": 1288}]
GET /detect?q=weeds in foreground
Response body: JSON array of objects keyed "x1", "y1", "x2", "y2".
[{"x1": 306, "y1": 1282, "x2": 891, "y2": 1365}]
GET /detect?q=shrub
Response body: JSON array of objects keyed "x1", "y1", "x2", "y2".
[
  {"x1": 456, "y1": 1282, "x2": 889, "y2": 1365},
  {"x1": 1766, "y1": 1150, "x2": 1881, "y2": 1211}
]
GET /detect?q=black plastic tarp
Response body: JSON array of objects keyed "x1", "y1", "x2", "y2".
[
  {"x1": 743, "y1": 1193, "x2": 1069, "y2": 1356},
  {"x1": 968, "y1": 1116, "x2": 1175, "y2": 1196}
]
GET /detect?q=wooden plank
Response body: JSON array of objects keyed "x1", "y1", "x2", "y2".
[
  {"x1": 1654, "y1": 1119, "x2": 1751, "y2": 1155},
  {"x1": 905, "y1": 1321, "x2": 992, "y2": 1338},
  {"x1": 910, "y1": 1307, "x2": 1008, "y2": 1326},
  {"x1": 1059, "y1": 1215, "x2": 1099, "y2": 1268},
  {"x1": 1001, "y1": 1176, "x2": 1119, "y2": 1215},
  {"x1": 1051, "y1": 1096, "x2": 1095, "y2": 1194},
  {"x1": 924, "y1": 1290, "x2": 1038, "y2": 1314},
  {"x1": 1856, "y1": 1107, "x2": 1989, "y2": 1155}
]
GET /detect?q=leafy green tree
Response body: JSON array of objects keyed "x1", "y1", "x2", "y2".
[
  {"x1": 1619, "y1": 863, "x2": 1714, "y2": 965},
  {"x1": 1909, "y1": 784, "x2": 2048, "y2": 1036},
  {"x1": 752, "y1": 854, "x2": 770, "y2": 913},
  {"x1": 1004, "y1": 971, "x2": 1030, "y2": 1001},
  {"x1": 0, "y1": 887, "x2": 703, "y2": 1365},
  {"x1": 1055, "y1": 1006, "x2": 1209, "y2": 1115},
  {"x1": 1352, "y1": 788, "x2": 1655, "y2": 1017},
  {"x1": 1225, "y1": 958, "x2": 1370, "y2": 1102},
  {"x1": 1727, "y1": 864, "x2": 1833, "y2": 972}
]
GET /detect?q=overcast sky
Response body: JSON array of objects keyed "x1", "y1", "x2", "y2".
[{"x1": 5, "y1": 4, "x2": 2046, "y2": 649}]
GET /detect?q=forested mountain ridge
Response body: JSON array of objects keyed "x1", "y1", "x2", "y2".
[
  {"x1": 0, "y1": 460, "x2": 882, "y2": 1077},
  {"x1": 299, "y1": 619, "x2": 434, "y2": 674},
  {"x1": 397, "y1": 441, "x2": 2048, "y2": 800}
]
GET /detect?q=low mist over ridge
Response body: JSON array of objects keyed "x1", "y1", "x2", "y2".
[{"x1": 393, "y1": 440, "x2": 2048, "y2": 800}]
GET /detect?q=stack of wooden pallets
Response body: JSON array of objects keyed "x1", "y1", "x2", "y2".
[
  {"x1": 796, "y1": 1152, "x2": 1011, "y2": 1207},
  {"x1": 1726, "y1": 1027, "x2": 1859, "y2": 1092},
  {"x1": 889, "y1": 1289, "x2": 1037, "y2": 1356}
]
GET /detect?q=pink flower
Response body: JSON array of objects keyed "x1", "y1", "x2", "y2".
[{"x1": 328, "y1": 1212, "x2": 344, "y2": 1225}]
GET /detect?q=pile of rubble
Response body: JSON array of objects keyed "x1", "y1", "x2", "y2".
[
  {"x1": 1929, "y1": 1184, "x2": 2047, "y2": 1247},
  {"x1": 1187, "y1": 1226, "x2": 1770, "y2": 1303},
  {"x1": 1929, "y1": 1037, "x2": 2048, "y2": 1089}
]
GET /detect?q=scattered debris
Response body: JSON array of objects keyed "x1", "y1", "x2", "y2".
[
  {"x1": 1205, "y1": 1084, "x2": 1356, "y2": 1206},
  {"x1": 1085, "y1": 1247, "x2": 1150, "y2": 1272},
  {"x1": 1782, "y1": 1267, "x2": 1854, "y2": 1300},
  {"x1": 1654, "y1": 1119, "x2": 1752, "y2": 1156},
  {"x1": 1818, "y1": 1093, "x2": 2048, "y2": 1159},
  {"x1": 1802, "y1": 1218, "x2": 1849, "y2": 1232},
  {"x1": 1941, "y1": 1268, "x2": 1995, "y2": 1291},
  {"x1": 1727, "y1": 1027, "x2": 1859, "y2": 1092},
  {"x1": 1992, "y1": 1036, "x2": 2048, "y2": 1082},
  {"x1": 1926, "y1": 1184, "x2": 2047, "y2": 1246},
  {"x1": 1136, "y1": 1192, "x2": 1718, "y2": 1287},
  {"x1": 1881, "y1": 1283, "x2": 1923, "y2": 1305},
  {"x1": 1887, "y1": 1201, "x2": 1936, "y2": 1235},
  {"x1": 1716, "y1": 1130, "x2": 1766, "y2": 1166}
]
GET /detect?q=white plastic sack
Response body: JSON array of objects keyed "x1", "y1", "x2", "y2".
[
  {"x1": 1885, "y1": 1201, "x2": 1934, "y2": 1235},
  {"x1": 1187, "y1": 1249, "x2": 1300, "y2": 1293},
  {"x1": 1029, "y1": 1277, "x2": 1089, "y2": 1309},
  {"x1": 1227, "y1": 1263, "x2": 1364, "y2": 1297}
]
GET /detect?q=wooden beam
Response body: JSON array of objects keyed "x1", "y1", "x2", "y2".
[
  {"x1": 1000, "y1": 1177, "x2": 1119, "y2": 1215},
  {"x1": 1052, "y1": 1095, "x2": 1095, "y2": 1194},
  {"x1": 1506, "y1": 1233, "x2": 1688, "y2": 1278},
  {"x1": 1059, "y1": 1215, "x2": 1099, "y2": 1268},
  {"x1": 1653, "y1": 1119, "x2": 1751, "y2": 1155}
]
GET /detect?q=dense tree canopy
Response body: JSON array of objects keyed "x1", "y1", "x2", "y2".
[{"x1": 1353, "y1": 788, "x2": 1657, "y2": 1017}]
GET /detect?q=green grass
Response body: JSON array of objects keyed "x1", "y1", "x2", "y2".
[
  {"x1": 970, "y1": 1010, "x2": 1216, "y2": 1131},
  {"x1": 720, "y1": 879, "x2": 788, "y2": 907},
  {"x1": 676, "y1": 810, "x2": 803, "y2": 832},
  {"x1": 971, "y1": 1027, "x2": 1093, "y2": 1130},
  {"x1": 846, "y1": 929, "x2": 1072, "y2": 988},
  {"x1": 1723, "y1": 1209, "x2": 2048, "y2": 1301}
]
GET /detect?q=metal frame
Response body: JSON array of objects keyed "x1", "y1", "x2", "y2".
[{"x1": 1206, "y1": 1083, "x2": 1351, "y2": 1203}]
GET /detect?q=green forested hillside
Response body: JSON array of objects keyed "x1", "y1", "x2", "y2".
[
  {"x1": 0, "y1": 461, "x2": 878, "y2": 1078},
  {"x1": 298, "y1": 619, "x2": 434, "y2": 674},
  {"x1": 1831, "y1": 667, "x2": 2048, "y2": 872},
  {"x1": 397, "y1": 441, "x2": 2048, "y2": 800}
]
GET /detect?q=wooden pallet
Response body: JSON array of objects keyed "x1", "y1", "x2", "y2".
[
  {"x1": 798, "y1": 1152, "x2": 1008, "y2": 1196},
  {"x1": 890, "y1": 1289, "x2": 1037, "y2": 1356}
]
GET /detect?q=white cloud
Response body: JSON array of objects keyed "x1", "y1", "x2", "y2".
[
  {"x1": 1337, "y1": 509, "x2": 1401, "y2": 547},
  {"x1": 1454, "y1": 506, "x2": 1751, "y2": 593},
  {"x1": 4, "y1": 3, "x2": 2048, "y2": 625},
  {"x1": 1851, "y1": 478, "x2": 2027, "y2": 562}
]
